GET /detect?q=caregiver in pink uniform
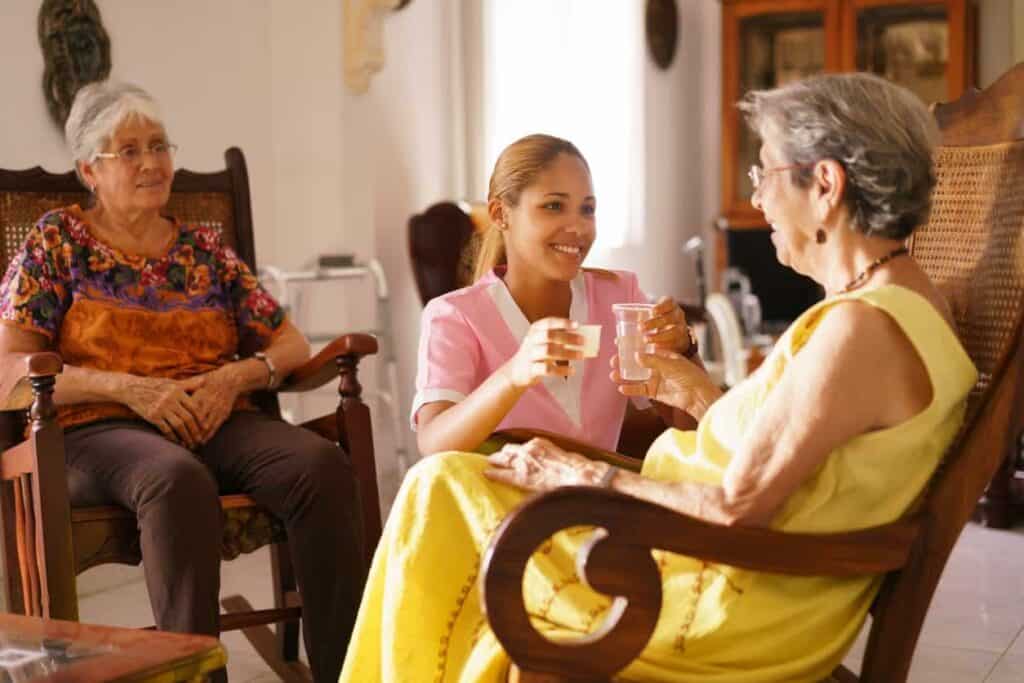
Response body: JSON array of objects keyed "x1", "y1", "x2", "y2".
[{"x1": 411, "y1": 134, "x2": 696, "y2": 455}]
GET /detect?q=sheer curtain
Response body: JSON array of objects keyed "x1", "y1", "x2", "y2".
[{"x1": 482, "y1": 0, "x2": 645, "y2": 250}]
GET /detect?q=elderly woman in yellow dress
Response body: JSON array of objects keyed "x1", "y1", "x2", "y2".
[
  {"x1": 340, "y1": 73, "x2": 977, "y2": 682},
  {"x1": 0, "y1": 81, "x2": 364, "y2": 683}
]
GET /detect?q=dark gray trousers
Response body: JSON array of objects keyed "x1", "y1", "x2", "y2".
[{"x1": 64, "y1": 411, "x2": 365, "y2": 683}]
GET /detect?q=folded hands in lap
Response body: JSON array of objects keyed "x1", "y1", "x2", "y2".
[{"x1": 121, "y1": 368, "x2": 241, "y2": 450}]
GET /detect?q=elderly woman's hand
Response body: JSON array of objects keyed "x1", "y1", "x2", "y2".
[
  {"x1": 642, "y1": 296, "x2": 695, "y2": 357},
  {"x1": 120, "y1": 376, "x2": 204, "y2": 449},
  {"x1": 483, "y1": 437, "x2": 606, "y2": 493},
  {"x1": 612, "y1": 348, "x2": 722, "y2": 420},
  {"x1": 179, "y1": 366, "x2": 244, "y2": 444}
]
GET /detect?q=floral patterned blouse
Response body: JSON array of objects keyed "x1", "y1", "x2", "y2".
[{"x1": 0, "y1": 205, "x2": 285, "y2": 430}]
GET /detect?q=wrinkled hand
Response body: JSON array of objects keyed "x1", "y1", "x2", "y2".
[
  {"x1": 120, "y1": 376, "x2": 204, "y2": 448},
  {"x1": 483, "y1": 437, "x2": 606, "y2": 493},
  {"x1": 500, "y1": 318, "x2": 584, "y2": 389},
  {"x1": 179, "y1": 366, "x2": 242, "y2": 444},
  {"x1": 641, "y1": 296, "x2": 694, "y2": 356},
  {"x1": 611, "y1": 347, "x2": 716, "y2": 416}
]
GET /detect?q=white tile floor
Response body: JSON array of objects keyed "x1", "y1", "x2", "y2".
[
  {"x1": 839, "y1": 523, "x2": 1024, "y2": 682},
  {"x1": 71, "y1": 520, "x2": 1024, "y2": 682}
]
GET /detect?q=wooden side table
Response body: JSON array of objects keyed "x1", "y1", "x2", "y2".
[{"x1": 0, "y1": 613, "x2": 225, "y2": 682}]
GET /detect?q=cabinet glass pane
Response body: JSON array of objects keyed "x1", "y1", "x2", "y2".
[
  {"x1": 738, "y1": 12, "x2": 825, "y2": 201},
  {"x1": 857, "y1": 4, "x2": 948, "y2": 105}
]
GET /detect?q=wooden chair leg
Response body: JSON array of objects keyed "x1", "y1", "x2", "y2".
[
  {"x1": 220, "y1": 594, "x2": 310, "y2": 683},
  {"x1": 0, "y1": 480, "x2": 25, "y2": 615},
  {"x1": 27, "y1": 371, "x2": 78, "y2": 620},
  {"x1": 16, "y1": 476, "x2": 40, "y2": 615},
  {"x1": 271, "y1": 541, "x2": 301, "y2": 662},
  {"x1": 827, "y1": 665, "x2": 860, "y2": 682},
  {"x1": 335, "y1": 354, "x2": 381, "y2": 563},
  {"x1": 974, "y1": 442, "x2": 1019, "y2": 528}
]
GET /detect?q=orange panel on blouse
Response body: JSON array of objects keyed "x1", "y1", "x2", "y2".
[{"x1": 0, "y1": 205, "x2": 285, "y2": 430}]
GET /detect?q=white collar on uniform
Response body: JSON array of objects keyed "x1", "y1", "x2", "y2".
[{"x1": 486, "y1": 271, "x2": 588, "y2": 427}]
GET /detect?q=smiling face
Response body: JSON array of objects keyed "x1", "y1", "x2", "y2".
[
  {"x1": 750, "y1": 131, "x2": 816, "y2": 276},
  {"x1": 80, "y1": 116, "x2": 174, "y2": 214},
  {"x1": 501, "y1": 152, "x2": 596, "y2": 282}
]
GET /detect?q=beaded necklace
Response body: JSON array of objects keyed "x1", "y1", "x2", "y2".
[{"x1": 836, "y1": 246, "x2": 909, "y2": 295}]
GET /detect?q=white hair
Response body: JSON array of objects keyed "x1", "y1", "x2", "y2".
[
  {"x1": 739, "y1": 72, "x2": 939, "y2": 240},
  {"x1": 64, "y1": 81, "x2": 166, "y2": 186}
]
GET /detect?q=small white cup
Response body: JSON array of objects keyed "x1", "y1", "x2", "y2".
[{"x1": 578, "y1": 324, "x2": 602, "y2": 358}]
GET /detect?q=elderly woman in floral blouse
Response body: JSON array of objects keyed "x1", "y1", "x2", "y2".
[{"x1": 0, "y1": 81, "x2": 362, "y2": 683}]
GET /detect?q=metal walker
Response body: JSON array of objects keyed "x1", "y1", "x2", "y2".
[{"x1": 259, "y1": 261, "x2": 413, "y2": 477}]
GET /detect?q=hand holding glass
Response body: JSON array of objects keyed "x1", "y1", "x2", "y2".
[{"x1": 613, "y1": 303, "x2": 655, "y2": 381}]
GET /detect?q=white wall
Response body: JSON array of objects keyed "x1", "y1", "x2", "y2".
[
  {"x1": 587, "y1": 0, "x2": 710, "y2": 305},
  {"x1": 1017, "y1": 0, "x2": 1024, "y2": 62},
  {"x1": 1, "y1": 1, "x2": 279, "y2": 259},
  {"x1": 979, "y1": 0, "x2": 1017, "y2": 87},
  {"x1": 364, "y1": 0, "x2": 456, "y2": 487}
]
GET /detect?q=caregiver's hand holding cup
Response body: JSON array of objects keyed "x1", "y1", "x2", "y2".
[{"x1": 611, "y1": 297, "x2": 721, "y2": 420}]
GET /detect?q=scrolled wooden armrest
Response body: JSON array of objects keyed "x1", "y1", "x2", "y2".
[
  {"x1": 0, "y1": 352, "x2": 63, "y2": 411},
  {"x1": 276, "y1": 333, "x2": 378, "y2": 393},
  {"x1": 492, "y1": 428, "x2": 643, "y2": 473},
  {"x1": 482, "y1": 486, "x2": 920, "y2": 679}
]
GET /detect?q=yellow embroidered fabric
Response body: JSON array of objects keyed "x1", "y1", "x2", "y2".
[{"x1": 339, "y1": 285, "x2": 977, "y2": 682}]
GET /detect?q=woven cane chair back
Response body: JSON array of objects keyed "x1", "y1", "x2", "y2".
[
  {"x1": 0, "y1": 183, "x2": 86, "y2": 276},
  {"x1": 910, "y1": 142, "x2": 1024, "y2": 408},
  {"x1": 0, "y1": 150, "x2": 252, "y2": 277}
]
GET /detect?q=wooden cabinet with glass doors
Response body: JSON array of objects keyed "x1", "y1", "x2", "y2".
[{"x1": 716, "y1": 0, "x2": 976, "y2": 322}]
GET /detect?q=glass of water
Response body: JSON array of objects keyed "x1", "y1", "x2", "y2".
[{"x1": 612, "y1": 303, "x2": 655, "y2": 381}]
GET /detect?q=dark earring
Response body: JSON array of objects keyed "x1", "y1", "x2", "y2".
[{"x1": 816, "y1": 229, "x2": 827, "y2": 245}]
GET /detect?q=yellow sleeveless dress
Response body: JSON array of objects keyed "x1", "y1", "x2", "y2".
[{"x1": 339, "y1": 285, "x2": 977, "y2": 683}]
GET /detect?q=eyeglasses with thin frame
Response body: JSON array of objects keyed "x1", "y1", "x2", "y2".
[
  {"x1": 94, "y1": 142, "x2": 178, "y2": 166},
  {"x1": 747, "y1": 163, "x2": 812, "y2": 193}
]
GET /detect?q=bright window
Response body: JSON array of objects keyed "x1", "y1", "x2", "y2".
[{"x1": 483, "y1": 0, "x2": 644, "y2": 250}]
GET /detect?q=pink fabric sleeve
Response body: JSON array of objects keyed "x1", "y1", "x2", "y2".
[{"x1": 410, "y1": 297, "x2": 483, "y2": 430}]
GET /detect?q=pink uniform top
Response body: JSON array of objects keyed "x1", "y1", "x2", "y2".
[{"x1": 412, "y1": 267, "x2": 648, "y2": 452}]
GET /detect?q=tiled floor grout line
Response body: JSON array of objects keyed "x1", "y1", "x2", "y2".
[{"x1": 982, "y1": 624, "x2": 1024, "y2": 682}]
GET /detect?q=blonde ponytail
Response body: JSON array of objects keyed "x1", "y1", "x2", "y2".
[{"x1": 472, "y1": 223, "x2": 506, "y2": 282}]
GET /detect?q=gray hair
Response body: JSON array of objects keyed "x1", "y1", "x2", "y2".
[
  {"x1": 739, "y1": 72, "x2": 939, "y2": 240},
  {"x1": 64, "y1": 81, "x2": 165, "y2": 186}
]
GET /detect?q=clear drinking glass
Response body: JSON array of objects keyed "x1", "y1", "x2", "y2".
[{"x1": 612, "y1": 303, "x2": 654, "y2": 381}]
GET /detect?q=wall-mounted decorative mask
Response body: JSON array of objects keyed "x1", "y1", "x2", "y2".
[
  {"x1": 344, "y1": 0, "x2": 404, "y2": 94},
  {"x1": 646, "y1": 0, "x2": 678, "y2": 70},
  {"x1": 38, "y1": 0, "x2": 111, "y2": 128}
]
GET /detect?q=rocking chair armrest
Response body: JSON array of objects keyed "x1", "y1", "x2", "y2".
[
  {"x1": 492, "y1": 428, "x2": 643, "y2": 473},
  {"x1": 276, "y1": 333, "x2": 379, "y2": 394},
  {"x1": 0, "y1": 352, "x2": 63, "y2": 411},
  {"x1": 482, "y1": 486, "x2": 921, "y2": 680}
]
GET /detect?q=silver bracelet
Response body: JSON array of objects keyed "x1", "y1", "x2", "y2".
[
  {"x1": 599, "y1": 464, "x2": 619, "y2": 488},
  {"x1": 253, "y1": 351, "x2": 277, "y2": 389}
]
